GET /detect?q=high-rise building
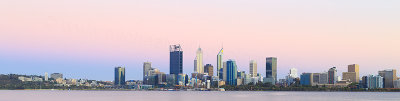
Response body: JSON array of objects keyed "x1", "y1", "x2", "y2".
[
  {"x1": 379, "y1": 69, "x2": 397, "y2": 88},
  {"x1": 300, "y1": 73, "x2": 314, "y2": 86},
  {"x1": 194, "y1": 47, "x2": 203, "y2": 73},
  {"x1": 217, "y1": 48, "x2": 223, "y2": 80},
  {"x1": 313, "y1": 73, "x2": 320, "y2": 84},
  {"x1": 328, "y1": 67, "x2": 337, "y2": 84},
  {"x1": 204, "y1": 64, "x2": 214, "y2": 76},
  {"x1": 343, "y1": 64, "x2": 360, "y2": 83},
  {"x1": 114, "y1": 67, "x2": 126, "y2": 86},
  {"x1": 44, "y1": 72, "x2": 48, "y2": 81},
  {"x1": 266, "y1": 57, "x2": 277, "y2": 83},
  {"x1": 143, "y1": 62, "x2": 152, "y2": 81},
  {"x1": 249, "y1": 60, "x2": 257, "y2": 77},
  {"x1": 226, "y1": 60, "x2": 237, "y2": 86},
  {"x1": 286, "y1": 68, "x2": 298, "y2": 85},
  {"x1": 170, "y1": 44, "x2": 183, "y2": 75},
  {"x1": 362, "y1": 75, "x2": 384, "y2": 89},
  {"x1": 50, "y1": 73, "x2": 63, "y2": 80},
  {"x1": 319, "y1": 72, "x2": 328, "y2": 84}
]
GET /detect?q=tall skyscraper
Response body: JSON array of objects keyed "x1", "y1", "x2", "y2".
[
  {"x1": 266, "y1": 57, "x2": 277, "y2": 82},
  {"x1": 328, "y1": 67, "x2": 337, "y2": 84},
  {"x1": 249, "y1": 60, "x2": 257, "y2": 77},
  {"x1": 44, "y1": 72, "x2": 48, "y2": 81},
  {"x1": 170, "y1": 44, "x2": 183, "y2": 75},
  {"x1": 114, "y1": 67, "x2": 126, "y2": 86},
  {"x1": 143, "y1": 62, "x2": 152, "y2": 81},
  {"x1": 226, "y1": 59, "x2": 237, "y2": 86},
  {"x1": 379, "y1": 69, "x2": 397, "y2": 88},
  {"x1": 217, "y1": 48, "x2": 223, "y2": 80},
  {"x1": 204, "y1": 64, "x2": 214, "y2": 76},
  {"x1": 343, "y1": 64, "x2": 360, "y2": 83},
  {"x1": 194, "y1": 47, "x2": 203, "y2": 73}
]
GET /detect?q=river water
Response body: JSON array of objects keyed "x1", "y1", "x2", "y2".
[{"x1": 0, "y1": 90, "x2": 398, "y2": 101}]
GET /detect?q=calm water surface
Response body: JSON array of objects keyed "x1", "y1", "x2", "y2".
[{"x1": 0, "y1": 90, "x2": 399, "y2": 101}]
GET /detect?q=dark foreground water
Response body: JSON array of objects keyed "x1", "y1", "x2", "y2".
[{"x1": 0, "y1": 90, "x2": 399, "y2": 101}]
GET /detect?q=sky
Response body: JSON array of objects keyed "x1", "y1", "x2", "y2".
[{"x1": 1, "y1": 0, "x2": 400, "y2": 81}]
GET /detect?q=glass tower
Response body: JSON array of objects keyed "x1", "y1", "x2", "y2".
[
  {"x1": 226, "y1": 59, "x2": 237, "y2": 86},
  {"x1": 114, "y1": 67, "x2": 126, "y2": 86},
  {"x1": 217, "y1": 48, "x2": 223, "y2": 80},
  {"x1": 266, "y1": 57, "x2": 277, "y2": 82},
  {"x1": 170, "y1": 44, "x2": 183, "y2": 75}
]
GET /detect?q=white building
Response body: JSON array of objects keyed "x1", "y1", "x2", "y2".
[
  {"x1": 194, "y1": 47, "x2": 203, "y2": 73},
  {"x1": 249, "y1": 60, "x2": 257, "y2": 77}
]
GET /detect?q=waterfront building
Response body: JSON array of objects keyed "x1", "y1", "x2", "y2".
[
  {"x1": 328, "y1": 67, "x2": 337, "y2": 84},
  {"x1": 194, "y1": 47, "x2": 203, "y2": 73},
  {"x1": 170, "y1": 44, "x2": 183, "y2": 75},
  {"x1": 286, "y1": 68, "x2": 298, "y2": 85},
  {"x1": 143, "y1": 62, "x2": 152, "y2": 81},
  {"x1": 342, "y1": 64, "x2": 360, "y2": 83},
  {"x1": 394, "y1": 80, "x2": 400, "y2": 88},
  {"x1": 313, "y1": 73, "x2": 320, "y2": 84},
  {"x1": 114, "y1": 67, "x2": 126, "y2": 86},
  {"x1": 266, "y1": 57, "x2": 277, "y2": 83},
  {"x1": 362, "y1": 75, "x2": 384, "y2": 89},
  {"x1": 249, "y1": 60, "x2": 257, "y2": 77},
  {"x1": 319, "y1": 72, "x2": 328, "y2": 84},
  {"x1": 50, "y1": 73, "x2": 63, "y2": 80},
  {"x1": 300, "y1": 73, "x2": 314, "y2": 86},
  {"x1": 204, "y1": 64, "x2": 214, "y2": 76},
  {"x1": 217, "y1": 48, "x2": 223, "y2": 80},
  {"x1": 226, "y1": 60, "x2": 238, "y2": 86},
  {"x1": 379, "y1": 69, "x2": 397, "y2": 88}
]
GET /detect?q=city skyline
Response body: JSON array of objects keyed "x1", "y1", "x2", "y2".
[{"x1": 1, "y1": 0, "x2": 400, "y2": 81}]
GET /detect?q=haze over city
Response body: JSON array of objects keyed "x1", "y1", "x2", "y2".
[{"x1": 1, "y1": 0, "x2": 400, "y2": 81}]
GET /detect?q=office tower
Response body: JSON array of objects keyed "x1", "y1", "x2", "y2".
[
  {"x1": 143, "y1": 62, "x2": 152, "y2": 81},
  {"x1": 170, "y1": 44, "x2": 183, "y2": 75},
  {"x1": 266, "y1": 57, "x2": 277, "y2": 83},
  {"x1": 300, "y1": 73, "x2": 314, "y2": 86},
  {"x1": 343, "y1": 64, "x2": 360, "y2": 83},
  {"x1": 249, "y1": 60, "x2": 257, "y2": 77},
  {"x1": 114, "y1": 67, "x2": 126, "y2": 86},
  {"x1": 217, "y1": 48, "x2": 223, "y2": 80},
  {"x1": 50, "y1": 73, "x2": 63, "y2": 80},
  {"x1": 319, "y1": 72, "x2": 328, "y2": 84},
  {"x1": 394, "y1": 80, "x2": 400, "y2": 88},
  {"x1": 328, "y1": 67, "x2": 337, "y2": 84},
  {"x1": 204, "y1": 64, "x2": 214, "y2": 76},
  {"x1": 379, "y1": 69, "x2": 397, "y2": 88},
  {"x1": 194, "y1": 47, "x2": 203, "y2": 73},
  {"x1": 223, "y1": 62, "x2": 227, "y2": 81},
  {"x1": 362, "y1": 75, "x2": 384, "y2": 89},
  {"x1": 286, "y1": 68, "x2": 298, "y2": 85},
  {"x1": 226, "y1": 60, "x2": 237, "y2": 85},
  {"x1": 44, "y1": 72, "x2": 48, "y2": 81}
]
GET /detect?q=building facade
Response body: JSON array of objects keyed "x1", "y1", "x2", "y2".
[
  {"x1": 266, "y1": 57, "x2": 277, "y2": 83},
  {"x1": 170, "y1": 44, "x2": 183, "y2": 75},
  {"x1": 114, "y1": 67, "x2": 126, "y2": 86},
  {"x1": 194, "y1": 47, "x2": 203, "y2": 73},
  {"x1": 204, "y1": 64, "x2": 214, "y2": 76},
  {"x1": 249, "y1": 60, "x2": 257, "y2": 77},
  {"x1": 300, "y1": 73, "x2": 314, "y2": 86},
  {"x1": 328, "y1": 67, "x2": 337, "y2": 84},
  {"x1": 379, "y1": 69, "x2": 397, "y2": 88},
  {"x1": 226, "y1": 60, "x2": 237, "y2": 86},
  {"x1": 217, "y1": 48, "x2": 223, "y2": 80}
]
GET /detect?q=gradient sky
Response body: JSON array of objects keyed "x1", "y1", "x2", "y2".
[{"x1": 1, "y1": 0, "x2": 400, "y2": 81}]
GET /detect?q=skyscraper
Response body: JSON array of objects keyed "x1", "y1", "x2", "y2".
[
  {"x1": 204, "y1": 64, "x2": 214, "y2": 76},
  {"x1": 249, "y1": 60, "x2": 257, "y2": 77},
  {"x1": 379, "y1": 69, "x2": 397, "y2": 88},
  {"x1": 266, "y1": 57, "x2": 277, "y2": 82},
  {"x1": 226, "y1": 59, "x2": 237, "y2": 86},
  {"x1": 217, "y1": 48, "x2": 223, "y2": 80},
  {"x1": 328, "y1": 67, "x2": 337, "y2": 84},
  {"x1": 343, "y1": 64, "x2": 360, "y2": 83},
  {"x1": 143, "y1": 62, "x2": 152, "y2": 81},
  {"x1": 114, "y1": 67, "x2": 126, "y2": 86},
  {"x1": 170, "y1": 44, "x2": 183, "y2": 75},
  {"x1": 194, "y1": 47, "x2": 203, "y2": 73}
]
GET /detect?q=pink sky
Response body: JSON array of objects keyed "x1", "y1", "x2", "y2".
[{"x1": 0, "y1": 0, "x2": 400, "y2": 80}]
